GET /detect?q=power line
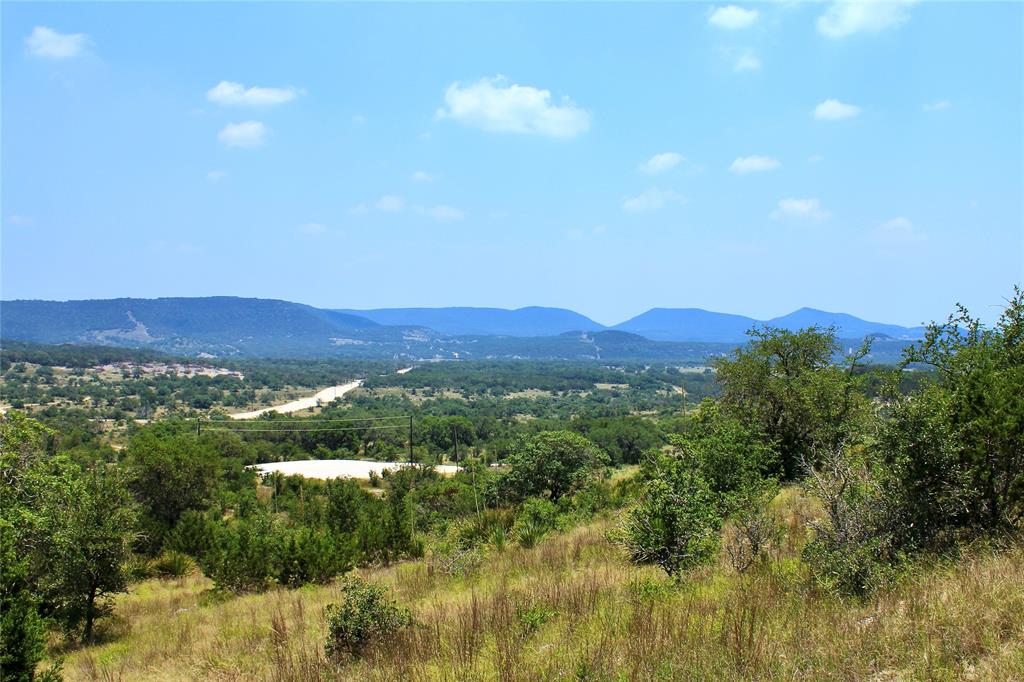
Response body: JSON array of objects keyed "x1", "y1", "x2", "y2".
[
  {"x1": 201, "y1": 424, "x2": 409, "y2": 434},
  {"x1": 204, "y1": 414, "x2": 408, "y2": 424}
]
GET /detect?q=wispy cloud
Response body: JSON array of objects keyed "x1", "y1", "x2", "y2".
[
  {"x1": 6, "y1": 215, "x2": 33, "y2": 226},
  {"x1": 813, "y1": 99, "x2": 861, "y2": 120},
  {"x1": 730, "y1": 155, "x2": 780, "y2": 174},
  {"x1": 874, "y1": 217, "x2": 925, "y2": 244},
  {"x1": 207, "y1": 81, "x2": 301, "y2": 107},
  {"x1": 411, "y1": 171, "x2": 435, "y2": 183},
  {"x1": 707, "y1": 5, "x2": 759, "y2": 30},
  {"x1": 375, "y1": 195, "x2": 405, "y2": 212},
  {"x1": 638, "y1": 152, "x2": 685, "y2": 175},
  {"x1": 923, "y1": 100, "x2": 952, "y2": 112},
  {"x1": 623, "y1": 188, "x2": 686, "y2": 212},
  {"x1": 436, "y1": 76, "x2": 590, "y2": 138},
  {"x1": 771, "y1": 198, "x2": 830, "y2": 221},
  {"x1": 218, "y1": 121, "x2": 268, "y2": 148},
  {"x1": 206, "y1": 170, "x2": 227, "y2": 183},
  {"x1": 25, "y1": 26, "x2": 90, "y2": 59},
  {"x1": 817, "y1": 0, "x2": 916, "y2": 38},
  {"x1": 414, "y1": 205, "x2": 466, "y2": 222},
  {"x1": 733, "y1": 49, "x2": 761, "y2": 72}
]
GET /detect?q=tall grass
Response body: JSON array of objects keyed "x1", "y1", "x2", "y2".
[{"x1": 61, "y1": 489, "x2": 1024, "y2": 681}]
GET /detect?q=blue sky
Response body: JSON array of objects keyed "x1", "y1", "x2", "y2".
[{"x1": 2, "y1": 1, "x2": 1021, "y2": 326}]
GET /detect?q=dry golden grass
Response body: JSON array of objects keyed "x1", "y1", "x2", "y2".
[{"x1": 61, "y1": 489, "x2": 1024, "y2": 681}]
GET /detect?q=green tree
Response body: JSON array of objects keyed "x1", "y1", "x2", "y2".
[
  {"x1": 38, "y1": 465, "x2": 139, "y2": 642},
  {"x1": 0, "y1": 523, "x2": 48, "y2": 682},
  {"x1": 494, "y1": 431, "x2": 609, "y2": 503},
  {"x1": 126, "y1": 430, "x2": 221, "y2": 551},
  {"x1": 884, "y1": 289, "x2": 1024, "y2": 536},
  {"x1": 672, "y1": 399, "x2": 779, "y2": 510},
  {"x1": 715, "y1": 326, "x2": 868, "y2": 479}
]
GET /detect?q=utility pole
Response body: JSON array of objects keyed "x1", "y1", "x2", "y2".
[
  {"x1": 408, "y1": 415, "x2": 413, "y2": 464},
  {"x1": 452, "y1": 423, "x2": 458, "y2": 466}
]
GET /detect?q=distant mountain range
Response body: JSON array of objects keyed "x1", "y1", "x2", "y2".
[
  {"x1": 341, "y1": 305, "x2": 926, "y2": 342},
  {"x1": 334, "y1": 306, "x2": 604, "y2": 337},
  {"x1": 0, "y1": 297, "x2": 926, "y2": 361}
]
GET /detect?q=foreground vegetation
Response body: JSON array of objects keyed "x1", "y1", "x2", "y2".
[
  {"x1": 60, "y1": 492, "x2": 1024, "y2": 680},
  {"x1": 2, "y1": 290, "x2": 1021, "y2": 680}
]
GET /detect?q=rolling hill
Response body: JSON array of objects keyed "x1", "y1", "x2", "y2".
[
  {"x1": 334, "y1": 306, "x2": 605, "y2": 337},
  {"x1": 0, "y1": 297, "x2": 925, "y2": 361}
]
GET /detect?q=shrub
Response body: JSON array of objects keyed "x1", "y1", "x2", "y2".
[
  {"x1": 616, "y1": 452, "x2": 722, "y2": 578},
  {"x1": 325, "y1": 576, "x2": 413, "y2": 661},
  {"x1": 511, "y1": 497, "x2": 559, "y2": 548},
  {"x1": 802, "y1": 446, "x2": 904, "y2": 596},
  {"x1": 198, "y1": 514, "x2": 279, "y2": 593},
  {"x1": 150, "y1": 550, "x2": 194, "y2": 579},
  {"x1": 724, "y1": 483, "x2": 781, "y2": 574}
]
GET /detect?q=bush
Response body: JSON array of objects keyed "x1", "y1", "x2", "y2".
[
  {"x1": 616, "y1": 452, "x2": 722, "y2": 578},
  {"x1": 198, "y1": 514, "x2": 279, "y2": 593},
  {"x1": 325, "y1": 576, "x2": 413, "y2": 661},
  {"x1": 150, "y1": 550, "x2": 194, "y2": 579},
  {"x1": 511, "y1": 497, "x2": 559, "y2": 548},
  {"x1": 802, "y1": 446, "x2": 904, "y2": 596}
]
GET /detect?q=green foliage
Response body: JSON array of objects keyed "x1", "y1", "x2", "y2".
[
  {"x1": 672, "y1": 399, "x2": 779, "y2": 511},
  {"x1": 887, "y1": 289, "x2": 1024, "y2": 536},
  {"x1": 495, "y1": 431, "x2": 609, "y2": 503},
  {"x1": 802, "y1": 446, "x2": 904, "y2": 597},
  {"x1": 149, "y1": 550, "x2": 194, "y2": 579},
  {"x1": 617, "y1": 452, "x2": 722, "y2": 578},
  {"x1": 0, "y1": 522, "x2": 48, "y2": 682},
  {"x1": 715, "y1": 326, "x2": 869, "y2": 479},
  {"x1": 511, "y1": 497, "x2": 559, "y2": 548},
  {"x1": 198, "y1": 512, "x2": 280, "y2": 593},
  {"x1": 325, "y1": 577, "x2": 413, "y2": 661},
  {"x1": 39, "y1": 465, "x2": 140, "y2": 641},
  {"x1": 127, "y1": 430, "x2": 222, "y2": 552},
  {"x1": 276, "y1": 527, "x2": 347, "y2": 587}
]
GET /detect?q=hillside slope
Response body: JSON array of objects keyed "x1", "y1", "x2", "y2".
[
  {"x1": 59, "y1": 489, "x2": 1024, "y2": 681},
  {"x1": 335, "y1": 306, "x2": 606, "y2": 337}
]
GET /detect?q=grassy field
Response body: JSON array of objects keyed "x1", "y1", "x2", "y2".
[{"x1": 60, "y1": 488, "x2": 1024, "y2": 681}]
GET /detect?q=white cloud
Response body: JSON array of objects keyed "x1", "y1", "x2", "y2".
[
  {"x1": 297, "y1": 222, "x2": 327, "y2": 235},
  {"x1": 813, "y1": 99, "x2": 862, "y2": 120},
  {"x1": 730, "y1": 155, "x2": 780, "y2": 174},
  {"x1": 708, "y1": 6, "x2": 759, "y2": 29},
  {"x1": 436, "y1": 76, "x2": 590, "y2": 138},
  {"x1": 375, "y1": 195, "x2": 405, "y2": 212},
  {"x1": 25, "y1": 26, "x2": 89, "y2": 59},
  {"x1": 639, "y1": 152, "x2": 685, "y2": 175},
  {"x1": 411, "y1": 171, "x2": 435, "y2": 183},
  {"x1": 817, "y1": 1, "x2": 916, "y2": 38},
  {"x1": 206, "y1": 170, "x2": 227, "y2": 182},
  {"x1": 771, "y1": 198, "x2": 830, "y2": 221},
  {"x1": 415, "y1": 205, "x2": 466, "y2": 222},
  {"x1": 351, "y1": 114, "x2": 367, "y2": 124},
  {"x1": 6, "y1": 215, "x2": 33, "y2": 226},
  {"x1": 622, "y1": 188, "x2": 686, "y2": 213},
  {"x1": 734, "y1": 50, "x2": 762, "y2": 72},
  {"x1": 218, "y1": 121, "x2": 267, "y2": 148},
  {"x1": 874, "y1": 217, "x2": 925, "y2": 243},
  {"x1": 207, "y1": 81, "x2": 300, "y2": 107},
  {"x1": 924, "y1": 100, "x2": 952, "y2": 112},
  {"x1": 808, "y1": 154, "x2": 825, "y2": 164}
]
